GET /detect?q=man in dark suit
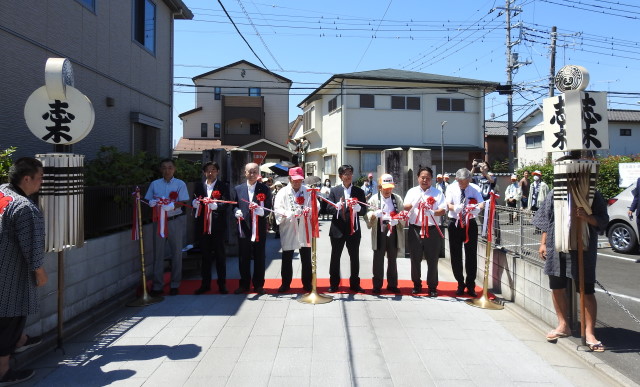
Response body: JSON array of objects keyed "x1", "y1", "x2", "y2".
[
  {"x1": 326, "y1": 165, "x2": 367, "y2": 293},
  {"x1": 230, "y1": 162, "x2": 272, "y2": 294},
  {"x1": 192, "y1": 161, "x2": 229, "y2": 295},
  {"x1": 628, "y1": 177, "x2": 640, "y2": 235}
]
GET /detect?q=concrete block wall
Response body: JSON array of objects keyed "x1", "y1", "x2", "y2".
[
  {"x1": 25, "y1": 223, "x2": 155, "y2": 335},
  {"x1": 443, "y1": 230, "x2": 557, "y2": 328}
]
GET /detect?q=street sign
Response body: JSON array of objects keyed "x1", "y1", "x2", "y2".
[{"x1": 253, "y1": 151, "x2": 267, "y2": 165}]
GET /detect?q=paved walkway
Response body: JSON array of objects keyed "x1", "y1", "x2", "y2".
[{"x1": 23, "y1": 220, "x2": 626, "y2": 386}]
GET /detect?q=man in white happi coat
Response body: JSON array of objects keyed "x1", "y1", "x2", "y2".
[{"x1": 274, "y1": 167, "x2": 312, "y2": 292}]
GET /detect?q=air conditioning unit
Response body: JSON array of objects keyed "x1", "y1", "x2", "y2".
[{"x1": 305, "y1": 162, "x2": 317, "y2": 175}]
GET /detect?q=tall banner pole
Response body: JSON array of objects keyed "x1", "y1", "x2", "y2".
[{"x1": 298, "y1": 188, "x2": 332, "y2": 304}]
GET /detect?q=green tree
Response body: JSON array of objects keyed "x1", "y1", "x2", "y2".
[
  {"x1": 84, "y1": 146, "x2": 159, "y2": 186},
  {"x1": 0, "y1": 147, "x2": 17, "y2": 183}
]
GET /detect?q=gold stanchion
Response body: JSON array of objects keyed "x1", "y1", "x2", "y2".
[
  {"x1": 298, "y1": 188, "x2": 332, "y2": 304},
  {"x1": 298, "y1": 235, "x2": 333, "y2": 304},
  {"x1": 128, "y1": 189, "x2": 163, "y2": 307},
  {"x1": 467, "y1": 192, "x2": 503, "y2": 310},
  {"x1": 466, "y1": 237, "x2": 503, "y2": 310}
]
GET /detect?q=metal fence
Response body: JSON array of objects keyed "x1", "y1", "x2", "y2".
[
  {"x1": 84, "y1": 184, "x2": 152, "y2": 238},
  {"x1": 475, "y1": 204, "x2": 543, "y2": 263}
]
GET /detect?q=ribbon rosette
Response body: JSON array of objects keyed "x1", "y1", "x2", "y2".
[
  {"x1": 152, "y1": 197, "x2": 172, "y2": 238},
  {"x1": 251, "y1": 193, "x2": 267, "y2": 242},
  {"x1": 212, "y1": 190, "x2": 222, "y2": 199},
  {"x1": 461, "y1": 198, "x2": 478, "y2": 244},
  {"x1": 169, "y1": 191, "x2": 178, "y2": 201},
  {"x1": 295, "y1": 196, "x2": 305, "y2": 205}
]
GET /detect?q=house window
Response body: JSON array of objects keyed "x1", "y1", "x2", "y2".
[
  {"x1": 525, "y1": 134, "x2": 543, "y2": 149},
  {"x1": 437, "y1": 98, "x2": 465, "y2": 111},
  {"x1": 214, "y1": 123, "x2": 221, "y2": 138},
  {"x1": 391, "y1": 96, "x2": 405, "y2": 110},
  {"x1": 200, "y1": 123, "x2": 208, "y2": 137},
  {"x1": 620, "y1": 128, "x2": 632, "y2": 136},
  {"x1": 324, "y1": 155, "x2": 336, "y2": 174},
  {"x1": 328, "y1": 96, "x2": 338, "y2": 113},
  {"x1": 391, "y1": 96, "x2": 421, "y2": 110},
  {"x1": 407, "y1": 97, "x2": 420, "y2": 110},
  {"x1": 249, "y1": 87, "x2": 261, "y2": 96},
  {"x1": 250, "y1": 123, "x2": 261, "y2": 135},
  {"x1": 303, "y1": 106, "x2": 315, "y2": 132},
  {"x1": 214, "y1": 87, "x2": 221, "y2": 100},
  {"x1": 361, "y1": 152, "x2": 381, "y2": 173},
  {"x1": 360, "y1": 94, "x2": 374, "y2": 108},
  {"x1": 133, "y1": 0, "x2": 155, "y2": 54},
  {"x1": 76, "y1": 0, "x2": 95, "y2": 11}
]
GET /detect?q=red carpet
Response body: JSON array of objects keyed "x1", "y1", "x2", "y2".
[{"x1": 144, "y1": 276, "x2": 493, "y2": 298}]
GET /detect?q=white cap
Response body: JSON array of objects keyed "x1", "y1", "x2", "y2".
[
  {"x1": 380, "y1": 174, "x2": 395, "y2": 189},
  {"x1": 436, "y1": 174, "x2": 443, "y2": 178},
  {"x1": 511, "y1": 174, "x2": 517, "y2": 179}
]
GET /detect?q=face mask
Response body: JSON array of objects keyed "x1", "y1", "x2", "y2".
[
  {"x1": 533, "y1": 175, "x2": 540, "y2": 181},
  {"x1": 325, "y1": 182, "x2": 330, "y2": 187}
]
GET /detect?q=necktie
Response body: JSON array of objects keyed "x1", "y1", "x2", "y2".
[{"x1": 460, "y1": 188, "x2": 467, "y2": 224}]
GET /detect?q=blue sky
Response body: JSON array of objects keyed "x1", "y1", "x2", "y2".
[{"x1": 173, "y1": 0, "x2": 640, "y2": 144}]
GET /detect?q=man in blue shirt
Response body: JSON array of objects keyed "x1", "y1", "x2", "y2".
[{"x1": 145, "y1": 159, "x2": 190, "y2": 296}]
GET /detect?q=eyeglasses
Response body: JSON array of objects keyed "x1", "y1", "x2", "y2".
[{"x1": 246, "y1": 170, "x2": 259, "y2": 175}]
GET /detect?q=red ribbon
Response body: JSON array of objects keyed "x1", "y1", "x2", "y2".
[
  {"x1": 346, "y1": 197, "x2": 359, "y2": 235},
  {"x1": 153, "y1": 197, "x2": 171, "y2": 238},
  {"x1": 309, "y1": 188, "x2": 320, "y2": 238},
  {"x1": 462, "y1": 198, "x2": 478, "y2": 243},
  {"x1": 487, "y1": 192, "x2": 497, "y2": 243}
]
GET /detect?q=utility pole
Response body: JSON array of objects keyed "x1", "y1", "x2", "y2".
[
  {"x1": 506, "y1": 0, "x2": 514, "y2": 172},
  {"x1": 549, "y1": 26, "x2": 557, "y2": 97},
  {"x1": 499, "y1": 0, "x2": 528, "y2": 172}
]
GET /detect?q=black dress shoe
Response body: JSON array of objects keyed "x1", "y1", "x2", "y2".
[
  {"x1": 150, "y1": 289, "x2": 163, "y2": 297},
  {"x1": 429, "y1": 289, "x2": 438, "y2": 298},
  {"x1": 277, "y1": 285, "x2": 290, "y2": 293},
  {"x1": 387, "y1": 287, "x2": 401, "y2": 294},
  {"x1": 303, "y1": 286, "x2": 312, "y2": 293},
  {"x1": 234, "y1": 287, "x2": 248, "y2": 294},
  {"x1": 467, "y1": 289, "x2": 478, "y2": 297},
  {"x1": 412, "y1": 288, "x2": 422, "y2": 295},
  {"x1": 255, "y1": 287, "x2": 266, "y2": 295},
  {"x1": 194, "y1": 287, "x2": 210, "y2": 295},
  {"x1": 350, "y1": 286, "x2": 366, "y2": 293},
  {"x1": 169, "y1": 288, "x2": 179, "y2": 296},
  {"x1": 372, "y1": 288, "x2": 381, "y2": 294},
  {"x1": 455, "y1": 287, "x2": 465, "y2": 296},
  {"x1": 328, "y1": 286, "x2": 338, "y2": 293},
  {"x1": 219, "y1": 287, "x2": 228, "y2": 294}
]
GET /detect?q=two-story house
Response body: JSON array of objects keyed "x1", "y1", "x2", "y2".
[
  {"x1": 295, "y1": 69, "x2": 499, "y2": 182},
  {"x1": 176, "y1": 60, "x2": 293, "y2": 162},
  {"x1": 0, "y1": 0, "x2": 192, "y2": 159},
  {"x1": 516, "y1": 109, "x2": 640, "y2": 167}
]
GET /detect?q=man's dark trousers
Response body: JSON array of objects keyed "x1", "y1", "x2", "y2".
[{"x1": 448, "y1": 219, "x2": 478, "y2": 290}]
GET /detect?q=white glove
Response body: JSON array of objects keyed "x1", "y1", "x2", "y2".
[
  {"x1": 208, "y1": 202, "x2": 218, "y2": 211},
  {"x1": 352, "y1": 203, "x2": 362, "y2": 212},
  {"x1": 235, "y1": 209, "x2": 243, "y2": 219},
  {"x1": 427, "y1": 209, "x2": 435, "y2": 217},
  {"x1": 334, "y1": 201, "x2": 344, "y2": 212},
  {"x1": 454, "y1": 203, "x2": 464, "y2": 214},
  {"x1": 191, "y1": 199, "x2": 199, "y2": 208},
  {"x1": 248, "y1": 202, "x2": 259, "y2": 210},
  {"x1": 374, "y1": 209, "x2": 384, "y2": 218},
  {"x1": 149, "y1": 199, "x2": 158, "y2": 207},
  {"x1": 162, "y1": 202, "x2": 175, "y2": 212},
  {"x1": 254, "y1": 206, "x2": 265, "y2": 217},
  {"x1": 293, "y1": 207, "x2": 302, "y2": 218},
  {"x1": 283, "y1": 210, "x2": 294, "y2": 220},
  {"x1": 389, "y1": 218, "x2": 399, "y2": 227},
  {"x1": 470, "y1": 207, "x2": 481, "y2": 216}
]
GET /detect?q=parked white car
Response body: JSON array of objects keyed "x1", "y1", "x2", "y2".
[{"x1": 606, "y1": 182, "x2": 639, "y2": 254}]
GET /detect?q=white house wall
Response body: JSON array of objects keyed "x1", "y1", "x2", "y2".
[
  {"x1": 185, "y1": 64, "x2": 290, "y2": 144},
  {"x1": 340, "y1": 81, "x2": 485, "y2": 149}
]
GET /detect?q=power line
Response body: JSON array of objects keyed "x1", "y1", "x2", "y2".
[
  {"x1": 354, "y1": 0, "x2": 393, "y2": 71},
  {"x1": 217, "y1": 0, "x2": 270, "y2": 70}
]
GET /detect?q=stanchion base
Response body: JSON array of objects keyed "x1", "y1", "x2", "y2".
[
  {"x1": 297, "y1": 291, "x2": 333, "y2": 304},
  {"x1": 127, "y1": 293, "x2": 164, "y2": 307},
  {"x1": 465, "y1": 295, "x2": 503, "y2": 310}
]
